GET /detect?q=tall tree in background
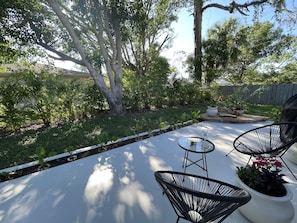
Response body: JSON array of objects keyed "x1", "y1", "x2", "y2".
[
  {"x1": 193, "y1": 0, "x2": 290, "y2": 82},
  {"x1": 0, "y1": 0, "x2": 180, "y2": 114},
  {"x1": 122, "y1": 0, "x2": 180, "y2": 77},
  {"x1": 0, "y1": 0, "x2": 126, "y2": 114},
  {"x1": 47, "y1": 0, "x2": 126, "y2": 114},
  {"x1": 202, "y1": 18, "x2": 297, "y2": 84}
]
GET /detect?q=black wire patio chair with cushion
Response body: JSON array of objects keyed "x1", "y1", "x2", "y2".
[
  {"x1": 232, "y1": 122, "x2": 297, "y2": 180},
  {"x1": 154, "y1": 171, "x2": 251, "y2": 223}
]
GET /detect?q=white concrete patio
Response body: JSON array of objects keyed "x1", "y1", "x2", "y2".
[{"x1": 0, "y1": 121, "x2": 296, "y2": 223}]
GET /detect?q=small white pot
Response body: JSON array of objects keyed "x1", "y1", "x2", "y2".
[
  {"x1": 206, "y1": 106, "x2": 218, "y2": 117},
  {"x1": 236, "y1": 174, "x2": 294, "y2": 223}
]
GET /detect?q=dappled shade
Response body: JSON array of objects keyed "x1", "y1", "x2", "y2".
[{"x1": 154, "y1": 171, "x2": 251, "y2": 223}]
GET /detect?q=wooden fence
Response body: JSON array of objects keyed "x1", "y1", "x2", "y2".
[{"x1": 219, "y1": 84, "x2": 297, "y2": 106}]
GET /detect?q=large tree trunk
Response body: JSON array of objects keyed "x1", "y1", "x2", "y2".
[
  {"x1": 194, "y1": 0, "x2": 203, "y2": 82},
  {"x1": 47, "y1": 0, "x2": 125, "y2": 115},
  {"x1": 91, "y1": 71, "x2": 124, "y2": 115},
  {"x1": 94, "y1": 66, "x2": 124, "y2": 115},
  {"x1": 107, "y1": 96, "x2": 124, "y2": 115},
  {"x1": 193, "y1": 0, "x2": 272, "y2": 83}
]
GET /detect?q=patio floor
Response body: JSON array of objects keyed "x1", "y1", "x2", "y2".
[{"x1": 0, "y1": 121, "x2": 296, "y2": 223}]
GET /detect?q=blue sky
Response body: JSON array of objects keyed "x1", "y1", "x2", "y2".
[
  {"x1": 55, "y1": 1, "x2": 296, "y2": 73},
  {"x1": 55, "y1": 3, "x2": 239, "y2": 70},
  {"x1": 167, "y1": 7, "x2": 236, "y2": 55},
  {"x1": 162, "y1": 1, "x2": 297, "y2": 77},
  {"x1": 161, "y1": 7, "x2": 242, "y2": 77}
]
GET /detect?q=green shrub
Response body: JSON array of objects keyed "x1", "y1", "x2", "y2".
[{"x1": 0, "y1": 70, "x2": 107, "y2": 131}]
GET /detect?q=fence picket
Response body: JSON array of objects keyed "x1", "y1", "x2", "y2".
[{"x1": 220, "y1": 84, "x2": 297, "y2": 105}]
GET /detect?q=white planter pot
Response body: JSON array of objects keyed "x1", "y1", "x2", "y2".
[
  {"x1": 206, "y1": 106, "x2": 218, "y2": 117},
  {"x1": 286, "y1": 143, "x2": 297, "y2": 165},
  {"x1": 236, "y1": 175, "x2": 294, "y2": 223}
]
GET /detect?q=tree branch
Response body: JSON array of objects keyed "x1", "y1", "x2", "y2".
[
  {"x1": 38, "y1": 42, "x2": 85, "y2": 66},
  {"x1": 94, "y1": 1, "x2": 116, "y2": 89},
  {"x1": 203, "y1": 0, "x2": 269, "y2": 15},
  {"x1": 46, "y1": 0, "x2": 110, "y2": 93}
]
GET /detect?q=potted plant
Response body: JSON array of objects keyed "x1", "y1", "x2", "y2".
[
  {"x1": 218, "y1": 94, "x2": 245, "y2": 116},
  {"x1": 206, "y1": 100, "x2": 218, "y2": 117},
  {"x1": 232, "y1": 102, "x2": 244, "y2": 116},
  {"x1": 236, "y1": 156, "x2": 294, "y2": 223}
]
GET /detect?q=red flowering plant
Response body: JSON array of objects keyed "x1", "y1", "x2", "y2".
[{"x1": 237, "y1": 156, "x2": 287, "y2": 197}]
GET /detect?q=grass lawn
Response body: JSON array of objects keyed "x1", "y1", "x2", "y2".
[{"x1": 0, "y1": 103, "x2": 280, "y2": 170}]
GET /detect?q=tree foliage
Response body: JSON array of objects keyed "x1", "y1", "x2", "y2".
[
  {"x1": 0, "y1": 0, "x2": 124, "y2": 113},
  {"x1": 0, "y1": 70, "x2": 105, "y2": 131},
  {"x1": 191, "y1": 0, "x2": 295, "y2": 82},
  {"x1": 0, "y1": 0, "x2": 180, "y2": 114},
  {"x1": 0, "y1": 42, "x2": 18, "y2": 67},
  {"x1": 122, "y1": 0, "x2": 180, "y2": 77},
  {"x1": 123, "y1": 56, "x2": 171, "y2": 110},
  {"x1": 202, "y1": 18, "x2": 297, "y2": 84}
]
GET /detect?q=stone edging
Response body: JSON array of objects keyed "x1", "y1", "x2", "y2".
[{"x1": 0, "y1": 120, "x2": 195, "y2": 182}]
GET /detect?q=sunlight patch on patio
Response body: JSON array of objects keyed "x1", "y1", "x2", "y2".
[
  {"x1": 84, "y1": 162, "x2": 114, "y2": 223},
  {"x1": 0, "y1": 120, "x2": 296, "y2": 223}
]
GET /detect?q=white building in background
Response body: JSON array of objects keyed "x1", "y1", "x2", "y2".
[{"x1": 0, "y1": 63, "x2": 90, "y2": 79}]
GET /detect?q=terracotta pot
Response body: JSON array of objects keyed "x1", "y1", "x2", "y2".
[
  {"x1": 206, "y1": 106, "x2": 218, "y2": 117},
  {"x1": 232, "y1": 109, "x2": 244, "y2": 116},
  {"x1": 235, "y1": 174, "x2": 294, "y2": 223}
]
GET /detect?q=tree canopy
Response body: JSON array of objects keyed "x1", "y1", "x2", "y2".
[
  {"x1": 122, "y1": 0, "x2": 180, "y2": 77},
  {"x1": 202, "y1": 18, "x2": 297, "y2": 84},
  {"x1": 191, "y1": 0, "x2": 296, "y2": 82},
  {"x1": 0, "y1": 0, "x2": 181, "y2": 114}
]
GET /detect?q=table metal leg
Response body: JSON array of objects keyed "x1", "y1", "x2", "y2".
[
  {"x1": 202, "y1": 153, "x2": 209, "y2": 178},
  {"x1": 183, "y1": 152, "x2": 209, "y2": 178},
  {"x1": 182, "y1": 150, "x2": 188, "y2": 168}
]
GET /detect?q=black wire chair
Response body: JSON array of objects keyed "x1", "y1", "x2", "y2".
[
  {"x1": 154, "y1": 171, "x2": 251, "y2": 223},
  {"x1": 232, "y1": 122, "x2": 297, "y2": 180}
]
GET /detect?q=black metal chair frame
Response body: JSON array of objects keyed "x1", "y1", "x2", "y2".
[
  {"x1": 231, "y1": 122, "x2": 297, "y2": 180},
  {"x1": 154, "y1": 171, "x2": 251, "y2": 223}
]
